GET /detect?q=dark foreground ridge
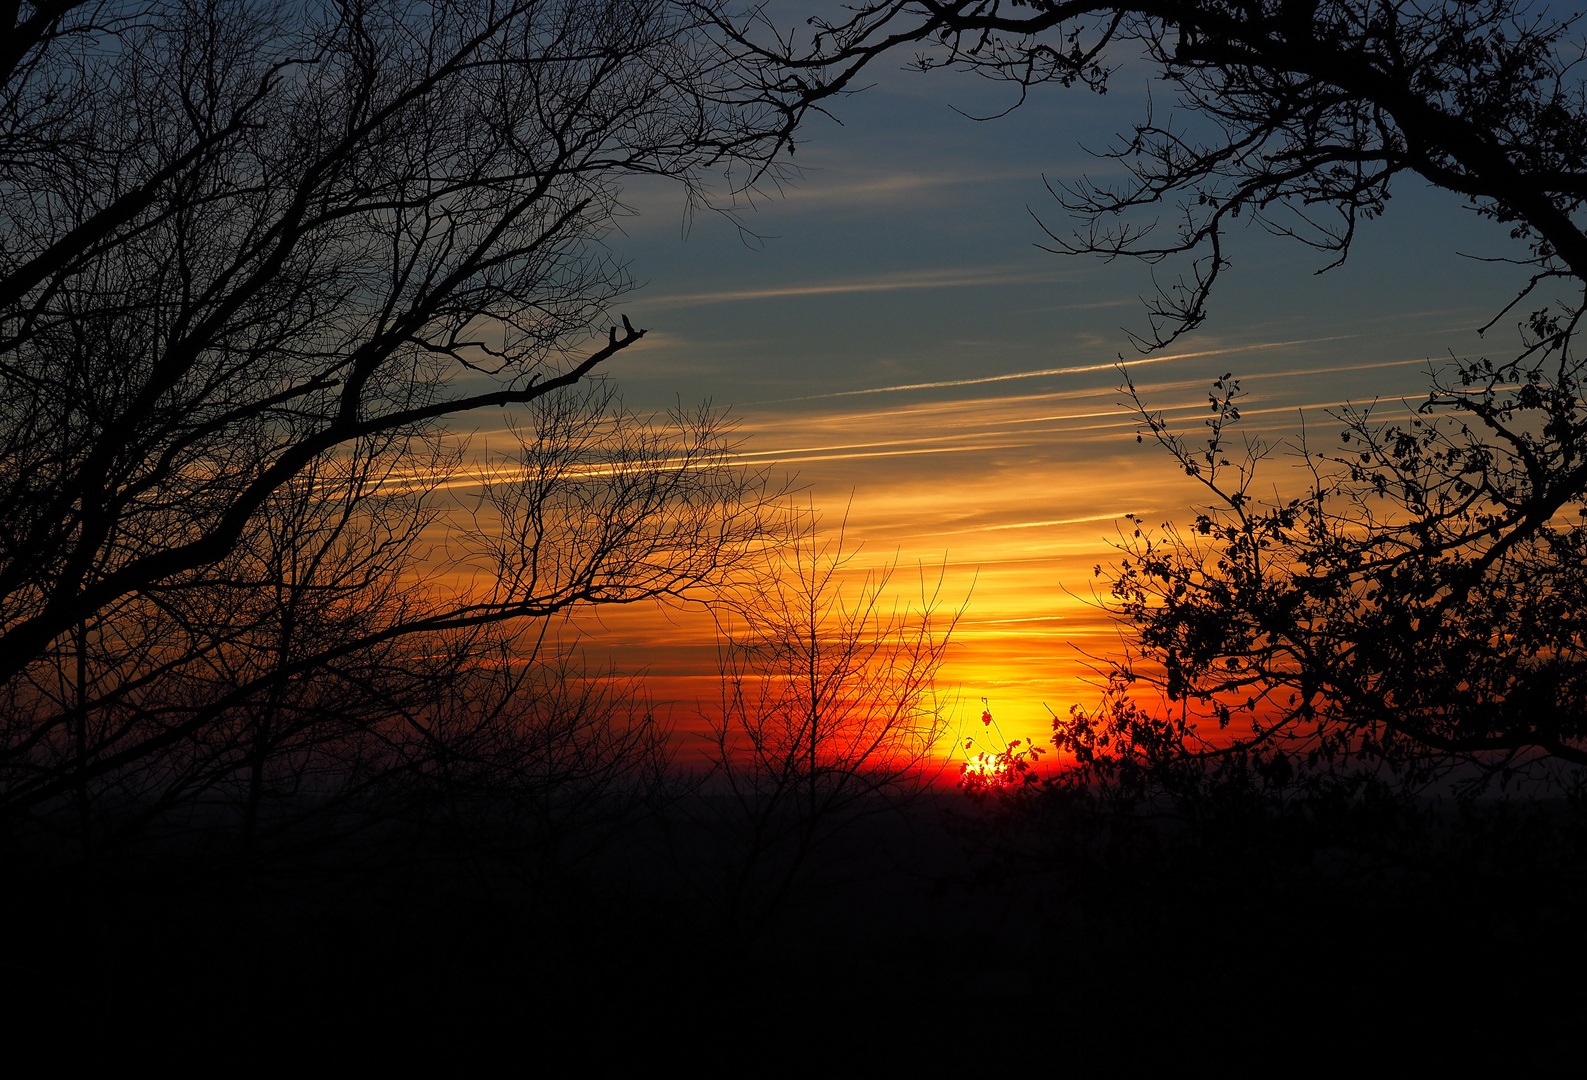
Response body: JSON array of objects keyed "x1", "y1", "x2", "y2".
[{"x1": 5, "y1": 786, "x2": 1580, "y2": 1069}]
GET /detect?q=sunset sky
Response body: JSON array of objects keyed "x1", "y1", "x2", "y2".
[{"x1": 514, "y1": 44, "x2": 1526, "y2": 754}]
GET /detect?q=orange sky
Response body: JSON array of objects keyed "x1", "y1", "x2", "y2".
[
  {"x1": 537, "y1": 324, "x2": 1490, "y2": 766},
  {"x1": 444, "y1": 58, "x2": 1526, "y2": 770}
]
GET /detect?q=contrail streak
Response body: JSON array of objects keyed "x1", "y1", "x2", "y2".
[
  {"x1": 641, "y1": 265, "x2": 1065, "y2": 307},
  {"x1": 747, "y1": 335, "x2": 1356, "y2": 404}
]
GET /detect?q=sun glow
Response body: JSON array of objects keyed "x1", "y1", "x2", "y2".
[
  {"x1": 959, "y1": 751, "x2": 1015, "y2": 788},
  {"x1": 956, "y1": 703, "x2": 1045, "y2": 796},
  {"x1": 523, "y1": 333, "x2": 1460, "y2": 773}
]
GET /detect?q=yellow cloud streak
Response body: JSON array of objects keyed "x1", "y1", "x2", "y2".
[
  {"x1": 748, "y1": 334, "x2": 1358, "y2": 403},
  {"x1": 463, "y1": 340, "x2": 1453, "y2": 765}
]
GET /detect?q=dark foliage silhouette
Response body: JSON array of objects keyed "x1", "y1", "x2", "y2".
[
  {"x1": 711, "y1": 0, "x2": 1587, "y2": 782},
  {"x1": 1057, "y1": 365, "x2": 1587, "y2": 807}
]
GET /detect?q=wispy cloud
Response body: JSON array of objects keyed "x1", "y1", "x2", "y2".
[
  {"x1": 640, "y1": 264, "x2": 1067, "y2": 309},
  {"x1": 749, "y1": 335, "x2": 1358, "y2": 404},
  {"x1": 1240, "y1": 354, "x2": 1441, "y2": 383},
  {"x1": 968, "y1": 512, "x2": 1147, "y2": 532},
  {"x1": 749, "y1": 442, "x2": 1036, "y2": 466},
  {"x1": 767, "y1": 168, "x2": 1031, "y2": 208}
]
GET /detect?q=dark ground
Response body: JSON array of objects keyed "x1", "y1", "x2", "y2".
[{"x1": 3, "y1": 792, "x2": 1581, "y2": 1070}]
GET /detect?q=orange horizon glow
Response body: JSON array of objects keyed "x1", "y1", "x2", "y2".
[{"x1": 515, "y1": 335, "x2": 1456, "y2": 772}]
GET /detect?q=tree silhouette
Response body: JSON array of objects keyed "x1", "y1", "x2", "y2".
[
  {"x1": 0, "y1": 0, "x2": 791, "y2": 848},
  {"x1": 715, "y1": 0, "x2": 1587, "y2": 781},
  {"x1": 721, "y1": 1, "x2": 1584, "y2": 340},
  {"x1": 686, "y1": 509, "x2": 956, "y2": 940}
]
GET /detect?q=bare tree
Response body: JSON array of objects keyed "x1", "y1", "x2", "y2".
[
  {"x1": 685, "y1": 509, "x2": 957, "y2": 939},
  {"x1": 6, "y1": 377, "x2": 769, "y2": 857},
  {"x1": 0, "y1": 0, "x2": 793, "y2": 844},
  {"x1": 714, "y1": 1, "x2": 1586, "y2": 345}
]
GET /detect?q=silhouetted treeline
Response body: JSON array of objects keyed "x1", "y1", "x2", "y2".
[{"x1": 4, "y1": 764, "x2": 1581, "y2": 1068}]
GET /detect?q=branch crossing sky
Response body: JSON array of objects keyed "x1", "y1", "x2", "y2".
[{"x1": 481, "y1": 39, "x2": 1533, "y2": 754}]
